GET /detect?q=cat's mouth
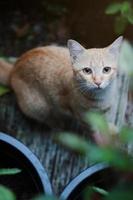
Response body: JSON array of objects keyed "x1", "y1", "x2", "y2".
[
  {"x1": 96, "y1": 85, "x2": 102, "y2": 89},
  {"x1": 87, "y1": 85, "x2": 103, "y2": 92}
]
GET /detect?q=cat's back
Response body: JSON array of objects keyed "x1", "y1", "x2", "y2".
[{"x1": 11, "y1": 45, "x2": 72, "y2": 82}]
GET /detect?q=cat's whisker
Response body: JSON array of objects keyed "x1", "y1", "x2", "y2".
[
  {"x1": 74, "y1": 84, "x2": 86, "y2": 92},
  {"x1": 75, "y1": 83, "x2": 89, "y2": 96},
  {"x1": 75, "y1": 83, "x2": 87, "y2": 90},
  {"x1": 74, "y1": 81, "x2": 86, "y2": 88},
  {"x1": 81, "y1": 87, "x2": 89, "y2": 95}
]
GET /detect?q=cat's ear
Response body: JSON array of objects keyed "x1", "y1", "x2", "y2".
[
  {"x1": 67, "y1": 40, "x2": 85, "y2": 63},
  {"x1": 108, "y1": 36, "x2": 123, "y2": 56}
]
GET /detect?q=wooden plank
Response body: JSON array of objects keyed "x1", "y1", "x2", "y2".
[
  {"x1": 115, "y1": 73, "x2": 129, "y2": 127},
  {"x1": 0, "y1": 73, "x2": 129, "y2": 195}
]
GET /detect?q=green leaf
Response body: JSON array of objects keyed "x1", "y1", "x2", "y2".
[
  {"x1": 119, "y1": 40, "x2": 133, "y2": 76},
  {"x1": 33, "y1": 195, "x2": 58, "y2": 200},
  {"x1": 120, "y1": 1, "x2": 133, "y2": 24},
  {"x1": 105, "y1": 3, "x2": 122, "y2": 15},
  {"x1": 56, "y1": 133, "x2": 89, "y2": 154},
  {"x1": 121, "y1": 1, "x2": 131, "y2": 15},
  {"x1": 83, "y1": 186, "x2": 95, "y2": 200},
  {"x1": 0, "y1": 168, "x2": 21, "y2": 176},
  {"x1": 106, "y1": 187, "x2": 133, "y2": 200},
  {"x1": 0, "y1": 85, "x2": 10, "y2": 96},
  {"x1": 0, "y1": 185, "x2": 16, "y2": 200},
  {"x1": 85, "y1": 112, "x2": 109, "y2": 134},
  {"x1": 88, "y1": 145, "x2": 133, "y2": 171},
  {"x1": 92, "y1": 186, "x2": 109, "y2": 196},
  {"x1": 127, "y1": 10, "x2": 133, "y2": 24},
  {"x1": 120, "y1": 126, "x2": 133, "y2": 143}
]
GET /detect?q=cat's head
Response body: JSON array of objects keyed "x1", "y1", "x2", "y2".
[{"x1": 67, "y1": 37, "x2": 123, "y2": 91}]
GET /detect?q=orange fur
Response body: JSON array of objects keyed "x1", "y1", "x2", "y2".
[{"x1": 0, "y1": 59, "x2": 13, "y2": 85}]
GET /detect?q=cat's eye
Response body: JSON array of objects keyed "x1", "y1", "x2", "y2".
[
  {"x1": 103, "y1": 67, "x2": 111, "y2": 74},
  {"x1": 83, "y1": 67, "x2": 92, "y2": 74}
]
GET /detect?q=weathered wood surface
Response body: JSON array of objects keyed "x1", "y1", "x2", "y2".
[{"x1": 0, "y1": 73, "x2": 129, "y2": 195}]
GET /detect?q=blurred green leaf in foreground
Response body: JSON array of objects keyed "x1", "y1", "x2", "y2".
[
  {"x1": 0, "y1": 168, "x2": 21, "y2": 176},
  {"x1": 33, "y1": 195, "x2": 58, "y2": 200},
  {"x1": 0, "y1": 185, "x2": 16, "y2": 200}
]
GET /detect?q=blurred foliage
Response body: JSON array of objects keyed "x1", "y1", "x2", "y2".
[
  {"x1": 56, "y1": 132, "x2": 89, "y2": 155},
  {"x1": 0, "y1": 85, "x2": 10, "y2": 96},
  {"x1": 83, "y1": 185, "x2": 109, "y2": 200},
  {"x1": 0, "y1": 168, "x2": 57, "y2": 200},
  {"x1": 0, "y1": 168, "x2": 21, "y2": 200},
  {"x1": 85, "y1": 112, "x2": 109, "y2": 134},
  {"x1": 0, "y1": 168, "x2": 21, "y2": 176},
  {"x1": 105, "y1": 0, "x2": 133, "y2": 34},
  {"x1": 105, "y1": 186, "x2": 133, "y2": 200},
  {"x1": 33, "y1": 195, "x2": 58, "y2": 200},
  {"x1": 42, "y1": 0, "x2": 67, "y2": 18},
  {"x1": 56, "y1": 110, "x2": 133, "y2": 199},
  {"x1": 92, "y1": 186, "x2": 109, "y2": 196},
  {"x1": 120, "y1": 126, "x2": 133, "y2": 142},
  {"x1": 57, "y1": 130, "x2": 133, "y2": 171},
  {"x1": 0, "y1": 185, "x2": 16, "y2": 200}
]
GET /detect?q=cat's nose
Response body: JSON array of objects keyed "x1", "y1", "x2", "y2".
[{"x1": 94, "y1": 81, "x2": 101, "y2": 87}]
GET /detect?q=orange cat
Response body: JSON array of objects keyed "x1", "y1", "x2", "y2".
[{"x1": 0, "y1": 37, "x2": 123, "y2": 127}]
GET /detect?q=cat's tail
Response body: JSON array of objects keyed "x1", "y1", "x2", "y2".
[{"x1": 0, "y1": 59, "x2": 14, "y2": 86}]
